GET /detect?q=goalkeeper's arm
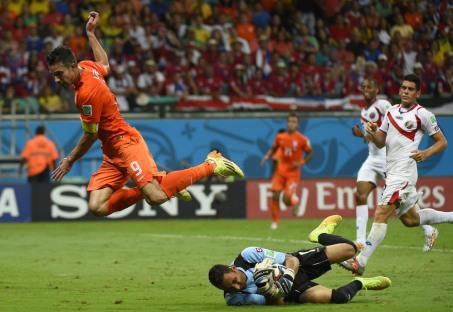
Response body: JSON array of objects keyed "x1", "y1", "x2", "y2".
[{"x1": 283, "y1": 254, "x2": 300, "y2": 274}]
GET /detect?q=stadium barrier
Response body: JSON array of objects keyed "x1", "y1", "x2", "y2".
[{"x1": 1, "y1": 177, "x2": 451, "y2": 222}]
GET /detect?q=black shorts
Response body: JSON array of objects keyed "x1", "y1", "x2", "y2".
[{"x1": 284, "y1": 246, "x2": 331, "y2": 303}]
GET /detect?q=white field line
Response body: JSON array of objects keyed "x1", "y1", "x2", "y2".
[{"x1": 140, "y1": 233, "x2": 453, "y2": 253}]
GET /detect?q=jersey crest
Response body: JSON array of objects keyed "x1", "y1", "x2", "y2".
[{"x1": 82, "y1": 105, "x2": 93, "y2": 116}]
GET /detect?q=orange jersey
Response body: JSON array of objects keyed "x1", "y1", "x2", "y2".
[
  {"x1": 21, "y1": 134, "x2": 59, "y2": 176},
  {"x1": 75, "y1": 60, "x2": 139, "y2": 158},
  {"x1": 272, "y1": 131, "x2": 311, "y2": 176}
]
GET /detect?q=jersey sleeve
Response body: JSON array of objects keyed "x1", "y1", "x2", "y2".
[
  {"x1": 378, "y1": 99, "x2": 392, "y2": 114},
  {"x1": 225, "y1": 293, "x2": 266, "y2": 305},
  {"x1": 379, "y1": 111, "x2": 390, "y2": 133},
  {"x1": 79, "y1": 60, "x2": 108, "y2": 78},
  {"x1": 419, "y1": 108, "x2": 441, "y2": 136},
  {"x1": 77, "y1": 86, "x2": 104, "y2": 124},
  {"x1": 240, "y1": 247, "x2": 286, "y2": 265}
]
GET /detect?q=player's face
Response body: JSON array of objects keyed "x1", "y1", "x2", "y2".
[
  {"x1": 220, "y1": 268, "x2": 246, "y2": 292},
  {"x1": 48, "y1": 62, "x2": 78, "y2": 89},
  {"x1": 399, "y1": 80, "x2": 420, "y2": 106},
  {"x1": 361, "y1": 80, "x2": 378, "y2": 102},
  {"x1": 287, "y1": 116, "x2": 299, "y2": 132}
]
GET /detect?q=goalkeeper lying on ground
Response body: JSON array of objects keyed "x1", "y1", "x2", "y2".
[{"x1": 208, "y1": 215, "x2": 391, "y2": 305}]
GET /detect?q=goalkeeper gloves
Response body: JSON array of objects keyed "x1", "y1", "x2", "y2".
[{"x1": 275, "y1": 267, "x2": 295, "y2": 295}]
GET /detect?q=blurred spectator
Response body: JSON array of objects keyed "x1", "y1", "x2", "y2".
[
  {"x1": 267, "y1": 61, "x2": 291, "y2": 97},
  {"x1": 108, "y1": 66, "x2": 133, "y2": 112},
  {"x1": 166, "y1": 72, "x2": 189, "y2": 98},
  {"x1": 138, "y1": 59, "x2": 165, "y2": 96},
  {"x1": 0, "y1": 0, "x2": 451, "y2": 113},
  {"x1": 390, "y1": 14, "x2": 414, "y2": 39},
  {"x1": 39, "y1": 85, "x2": 68, "y2": 113},
  {"x1": 198, "y1": 64, "x2": 222, "y2": 98},
  {"x1": 437, "y1": 68, "x2": 453, "y2": 97},
  {"x1": 247, "y1": 68, "x2": 267, "y2": 95},
  {"x1": 254, "y1": 35, "x2": 272, "y2": 76},
  {"x1": 229, "y1": 64, "x2": 249, "y2": 97},
  {"x1": 413, "y1": 62, "x2": 431, "y2": 95},
  {"x1": 402, "y1": 39, "x2": 418, "y2": 75},
  {"x1": 404, "y1": 1, "x2": 423, "y2": 31}
]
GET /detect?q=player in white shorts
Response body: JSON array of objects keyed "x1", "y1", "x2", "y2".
[
  {"x1": 341, "y1": 74, "x2": 452, "y2": 275},
  {"x1": 352, "y1": 79, "x2": 436, "y2": 250}
]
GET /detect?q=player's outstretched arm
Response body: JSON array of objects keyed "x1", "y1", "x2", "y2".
[
  {"x1": 85, "y1": 11, "x2": 109, "y2": 73},
  {"x1": 51, "y1": 132, "x2": 98, "y2": 181},
  {"x1": 365, "y1": 122, "x2": 386, "y2": 148},
  {"x1": 261, "y1": 147, "x2": 277, "y2": 166},
  {"x1": 410, "y1": 131, "x2": 448, "y2": 163}
]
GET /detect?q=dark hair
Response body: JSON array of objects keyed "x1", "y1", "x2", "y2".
[
  {"x1": 36, "y1": 125, "x2": 46, "y2": 135},
  {"x1": 403, "y1": 73, "x2": 421, "y2": 91},
  {"x1": 362, "y1": 78, "x2": 378, "y2": 88},
  {"x1": 47, "y1": 45, "x2": 77, "y2": 66},
  {"x1": 288, "y1": 112, "x2": 299, "y2": 121},
  {"x1": 208, "y1": 264, "x2": 231, "y2": 288}
]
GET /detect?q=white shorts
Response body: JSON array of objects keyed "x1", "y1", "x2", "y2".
[
  {"x1": 379, "y1": 178, "x2": 418, "y2": 217},
  {"x1": 357, "y1": 156, "x2": 386, "y2": 186}
]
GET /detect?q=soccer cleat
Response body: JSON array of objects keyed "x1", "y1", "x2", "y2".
[
  {"x1": 290, "y1": 194, "x2": 299, "y2": 206},
  {"x1": 308, "y1": 215, "x2": 343, "y2": 243},
  {"x1": 423, "y1": 228, "x2": 439, "y2": 252},
  {"x1": 175, "y1": 189, "x2": 192, "y2": 202},
  {"x1": 339, "y1": 256, "x2": 365, "y2": 276},
  {"x1": 270, "y1": 222, "x2": 278, "y2": 230},
  {"x1": 354, "y1": 276, "x2": 391, "y2": 290},
  {"x1": 206, "y1": 150, "x2": 244, "y2": 178}
]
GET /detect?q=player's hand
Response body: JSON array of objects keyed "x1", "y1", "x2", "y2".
[
  {"x1": 365, "y1": 122, "x2": 378, "y2": 135},
  {"x1": 352, "y1": 124, "x2": 363, "y2": 137},
  {"x1": 276, "y1": 267, "x2": 295, "y2": 295},
  {"x1": 52, "y1": 157, "x2": 73, "y2": 182},
  {"x1": 410, "y1": 150, "x2": 429, "y2": 163},
  {"x1": 86, "y1": 11, "x2": 99, "y2": 34}
]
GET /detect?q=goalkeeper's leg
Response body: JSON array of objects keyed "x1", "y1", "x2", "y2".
[{"x1": 297, "y1": 283, "x2": 361, "y2": 304}]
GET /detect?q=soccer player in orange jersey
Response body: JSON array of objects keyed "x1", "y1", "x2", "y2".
[
  {"x1": 47, "y1": 12, "x2": 243, "y2": 217},
  {"x1": 261, "y1": 113, "x2": 313, "y2": 229}
]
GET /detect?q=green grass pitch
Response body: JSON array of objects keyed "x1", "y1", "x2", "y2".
[{"x1": 1, "y1": 218, "x2": 452, "y2": 311}]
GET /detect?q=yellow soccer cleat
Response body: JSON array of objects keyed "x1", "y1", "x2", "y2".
[
  {"x1": 206, "y1": 150, "x2": 244, "y2": 178},
  {"x1": 355, "y1": 276, "x2": 392, "y2": 290},
  {"x1": 308, "y1": 215, "x2": 343, "y2": 243},
  {"x1": 175, "y1": 189, "x2": 192, "y2": 202}
]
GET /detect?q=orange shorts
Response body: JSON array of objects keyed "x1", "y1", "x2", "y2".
[
  {"x1": 87, "y1": 134, "x2": 161, "y2": 191},
  {"x1": 271, "y1": 173, "x2": 299, "y2": 195}
]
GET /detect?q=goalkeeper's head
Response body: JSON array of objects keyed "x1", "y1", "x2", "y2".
[{"x1": 209, "y1": 264, "x2": 246, "y2": 292}]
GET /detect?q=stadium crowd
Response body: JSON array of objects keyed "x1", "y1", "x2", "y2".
[{"x1": 1, "y1": 0, "x2": 453, "y2": 113}]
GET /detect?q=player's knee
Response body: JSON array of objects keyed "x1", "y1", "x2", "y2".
[
  {"x1": 343, "y1": 243, "x2": 357, "y2": 258},
  {"x1": 144, "y1": 192, "x2": 168, "y2": 205},
  {"x1": 88, "y1": 201, "x2": 108, "y2": 216},
  {"x1": 330, "y1": 289, "x2": 351, "y2": 304},
  {"x1": 400, "y1": 216, "x2": 419, "y2": 227},
  {"x1": 373, "y1": 206, "x2": 389, "y2": 222},
  {"x1": 355, "y1": 192, "x2": 368, "y2": 205},
  {"x1": 272, "y1": 191, "x2": 280, "y2": 200}
]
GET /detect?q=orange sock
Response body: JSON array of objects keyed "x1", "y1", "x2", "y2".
[
  {"x1": 107, "y1": 187, "x2": 143, "y2": 215},
  {"x1": 159, "y1": 162, "x2": 215, "y2": 198},
  {"x1": 271, "y1": 197, "x2": 280, "y2": 223}
]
